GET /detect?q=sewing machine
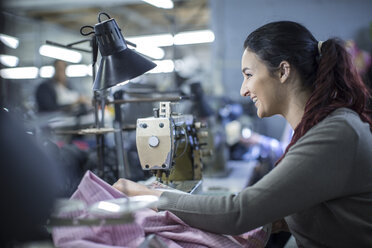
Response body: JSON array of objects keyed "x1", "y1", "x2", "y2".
[{"x1": 136, "y1": 102, "x2": 211, "y2": 193}]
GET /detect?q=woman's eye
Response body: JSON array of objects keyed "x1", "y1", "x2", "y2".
[{"x1": 245, "y1": 73, "x2": 252, "y2": 78}]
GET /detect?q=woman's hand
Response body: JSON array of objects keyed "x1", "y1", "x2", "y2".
[{"x1": 113, "y1": 178, "x2": 163, "y2": 198}]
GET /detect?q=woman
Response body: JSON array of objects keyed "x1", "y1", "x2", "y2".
[{"x1": 113, "y1": 21, "x2": 372, "y2": 247}]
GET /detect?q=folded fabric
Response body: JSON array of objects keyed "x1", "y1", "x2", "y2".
[{"x1": 52, "y1": 171, "x2": 268, "y2": 248}]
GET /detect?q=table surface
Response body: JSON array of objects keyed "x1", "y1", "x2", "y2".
[{"x1": 201, "y1": 160, "x2": 257, "y2": 195}]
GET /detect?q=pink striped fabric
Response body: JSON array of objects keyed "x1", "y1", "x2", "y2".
[{"x1": 52, "y1": 171, "x2": 268, "y2": 248}]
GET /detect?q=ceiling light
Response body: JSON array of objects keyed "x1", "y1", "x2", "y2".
[
  {"x1": 39, "y1": 66, "x2": 54, "y2": 78},
  {"x1": 0, "y1": 55, "x2": 19, "y2": 67},
  {"x1": 40, "y1": 64, "x2": 93, "y2": 78},
  {"x1": 66, "y1": 64, "x2": 91, "y2": 77},
  {"x1": 142, "y1": 0, "x2": 173, "y2": 9},
  {"x1": 134, "y1": 45, "x2": 165, "y2": 60},
  {"x1": 86, "y1": 64, "x2": 93, "y2": 76},
  {"x1": 174, "y1": 30, "x2": 215, "y2": 45},
  {"x1": 147, "y1": 60, "x2": 174, "y2": 74},
  {"x1": 0, "y1": 67, "x2": 38, "y2": 79},
  {"x1": 126, "y1": 30, "x2": 215, "y2": 48},
  {"x1": 126, "y1": 34, "x2": 173, "y2": 47},
  {"x1": 39, "y1": 44, "x2": 82, "y2": 63},
  {"x1": 0, "y1": 34, "x2": 19, "y2": 49}
]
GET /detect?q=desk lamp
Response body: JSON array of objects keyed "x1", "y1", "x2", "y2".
[
  {"x1": 92, "y1": 12, "x2": 156, "y2": 90},
  {"x1": 81, "y1": 12, "x2": 156, "y2": 179}
]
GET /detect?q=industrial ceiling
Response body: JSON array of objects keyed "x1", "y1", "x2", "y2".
[{"x1": 3, "y1": 0, "x2": 210, "y2": 37}]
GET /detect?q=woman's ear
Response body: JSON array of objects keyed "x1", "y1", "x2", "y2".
[{"x1": 279, "y1": 61, "x2": 290, "y2": 83}]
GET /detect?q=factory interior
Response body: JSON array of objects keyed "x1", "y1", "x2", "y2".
[{"x1": 1, "y1": 0, "x2": 372, "y2": 247}]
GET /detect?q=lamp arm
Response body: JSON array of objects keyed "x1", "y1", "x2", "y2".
[
  {"x1": 45, "y1": 40, "x2": 92, "y2": 53},
  {"x1": 67, "y1": 38, "x2": 92, "y2": 47}
]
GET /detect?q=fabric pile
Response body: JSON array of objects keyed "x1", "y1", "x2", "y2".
[{"x1": 52, "y1": 171, "x2": 268, "y2": 248}]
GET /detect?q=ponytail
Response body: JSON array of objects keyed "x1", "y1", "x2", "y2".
[{"x1": 275, "y1": 38, "x2": 372, "y2": 165}]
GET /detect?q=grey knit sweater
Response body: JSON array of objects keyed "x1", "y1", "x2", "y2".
[{"x1": 157, "y1": 108, "x2": 372, "y2": 247}]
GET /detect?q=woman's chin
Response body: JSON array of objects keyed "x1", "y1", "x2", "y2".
[
  {"x1": 257, "y1": 108, "x2": 270, "y2": 118},
  {"x1": 256, "y1": 108, "x2": 264, "y2": 118}
]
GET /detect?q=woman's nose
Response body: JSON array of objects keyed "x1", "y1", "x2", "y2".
[{"x1": 240, "y1": 80, "x2": 249, "y2": 97}]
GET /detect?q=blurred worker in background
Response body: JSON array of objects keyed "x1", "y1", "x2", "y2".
[{"x1": 36, "y1": 59, "x2": 90, "y2": 113}]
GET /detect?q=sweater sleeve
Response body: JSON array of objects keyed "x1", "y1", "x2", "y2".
[{"x1": 157, "y1": 116, "x2": 358, "y2": 235}]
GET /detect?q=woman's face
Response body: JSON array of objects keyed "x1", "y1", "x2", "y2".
[{"x1": 240, "y1": 49, "x2": 283, "y2": 118}]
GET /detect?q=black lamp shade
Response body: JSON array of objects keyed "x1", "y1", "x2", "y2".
[{"x1": 93, "y1": 18, "x2": 156, "y2": 90}]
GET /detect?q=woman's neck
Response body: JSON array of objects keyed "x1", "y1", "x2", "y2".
[{"x1": 283, "y1": 90, "x2": 311, "y2": 129}]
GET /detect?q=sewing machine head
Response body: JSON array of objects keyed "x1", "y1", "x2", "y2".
[{"x1": 136, "y1": 102, "x2": 210, "y2": 192}]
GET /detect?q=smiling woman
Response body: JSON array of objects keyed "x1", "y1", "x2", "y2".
[{"x1": 114, "y1": 21, "x2": 372, "y2": 248}]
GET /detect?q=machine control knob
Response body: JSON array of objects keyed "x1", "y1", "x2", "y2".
[{"x1": 148, "y1": 136, "x2": 160, "y2": 147}]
